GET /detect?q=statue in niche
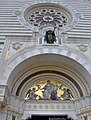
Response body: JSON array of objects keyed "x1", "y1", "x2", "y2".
[{"x1": 44, "y1": 28, "x2": 57, "y2": 44}]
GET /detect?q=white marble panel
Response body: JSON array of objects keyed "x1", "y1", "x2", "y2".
[
  {"x1": 61, "y1": 50, "x2": 68, "y2": 56},
  {"x1": 69, "y1": 53, "x2": 77, "y2": 60},
  {"x1": 52, "y1": 49, "x2": 58, "y2": 54},
  {"x1": 43, "y1": 48, "x2": 49, "y2": 53}
]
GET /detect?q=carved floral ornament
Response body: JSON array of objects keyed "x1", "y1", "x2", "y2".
[
  {"x1": 14, "y1": 1, "x2": 82, "y2": 32},
  {"x1": 77, "y1": 44, "x2": 88, "y2": 52},
  {"x1": 11, "y1": 42, "x2": 22, "y2": 51}
]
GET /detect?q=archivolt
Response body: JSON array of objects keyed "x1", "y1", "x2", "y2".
[{"x1": 2, "y1": 46, "x2": 91, "y2": 97}]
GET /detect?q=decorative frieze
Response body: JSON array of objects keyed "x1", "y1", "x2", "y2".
[{"x1": 26, "y1": 100, "x2": 74, "y2": 111}]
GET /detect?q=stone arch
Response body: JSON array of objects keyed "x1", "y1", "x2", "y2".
[
  {"x1": 16, "y1": 69, "x2": 83, "y2": 98},
  {"x1": 2, "y1": 46, "x2": 91, "y2": 98}
]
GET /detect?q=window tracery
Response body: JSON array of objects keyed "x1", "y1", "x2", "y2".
[
  {"x1": 15, "y1": 2, "x2": 82, "y2": 32},
  {"x1": 27, "y1": 8, "x2": 68, "y2": 29}
]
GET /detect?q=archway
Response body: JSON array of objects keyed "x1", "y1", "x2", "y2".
[
  {"x1": 1, "y1": 46, "x2": 90, "y2": 99},
  {"x1": 1, "y1": 46, "x2": 91, "y2": 120}
]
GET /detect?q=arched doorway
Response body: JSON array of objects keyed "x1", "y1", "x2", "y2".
[
  {"x1": 10, "y1": 54, "x2": 89, "y2": 99},
  {"x1": 1, "y1": 46, "x2": 91, "y2": 120}
]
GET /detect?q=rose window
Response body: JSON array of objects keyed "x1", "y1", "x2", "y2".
[
  {"x1": 27, "y1": 9, "x2": 68, "y2": 29},
  {"x1": 16, "y1": 2, "x2": 81, "y2": 32}
]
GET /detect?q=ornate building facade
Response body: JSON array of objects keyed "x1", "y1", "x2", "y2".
[{"x1": 0, "y1": 0, "x2": 91, "y2": 120}]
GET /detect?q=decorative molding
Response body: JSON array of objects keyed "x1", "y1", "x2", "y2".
[
  {"x1": 77, "y1": 44, "x2": 88, "y2": 52},
  {"x1": 11, "y1": 42, "x2": 23, "y2": 51},
  {"x1": 6, "y1": 95, "x2": 91, "y2": 114},
  {"x1": 3, "y1": 46, "x2": 91, "y2": 77},
  {"x1": 26, "y1": 103, "x2": 74, "y2": 111}
]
